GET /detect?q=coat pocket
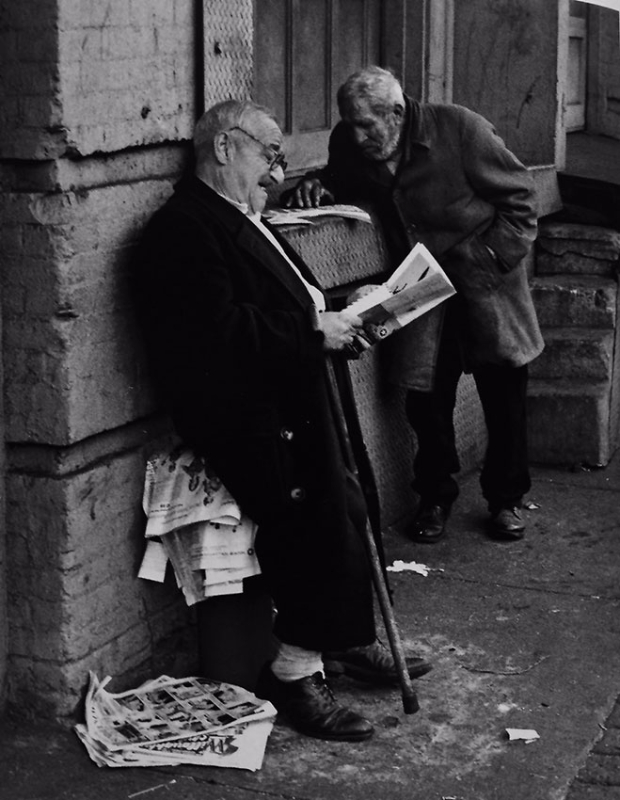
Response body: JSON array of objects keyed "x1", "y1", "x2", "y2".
[{"x1": 443, "y1": 231, "x2": 504, "y2": 293}]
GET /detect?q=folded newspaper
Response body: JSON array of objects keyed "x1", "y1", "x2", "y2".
[
  {"x1": 346, "y1": 242, "x2": 456, "y2": 350},
  {"x1": 75, "y1": 673, "x2": 276, "y2": 771},
  {"x1": 264, "y1": 204, "x2": 372, "y2": 226},
  {"x1": 138, "y1": 447, "x2": 261, "y2": 604}
]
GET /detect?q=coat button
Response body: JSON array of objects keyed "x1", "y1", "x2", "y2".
[
  {"x1": 290, "y1": 487, "x2": 306, "y2": 502},
  {"x1": 280, "y1": 428, "x2": 294, "y2": 441}
]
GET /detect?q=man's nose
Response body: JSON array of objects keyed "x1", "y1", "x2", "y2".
[{"x1": 269, "y1": 163, "x2": 285, "y2": 184}]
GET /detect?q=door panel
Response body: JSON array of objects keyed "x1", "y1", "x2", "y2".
[
  {"x1": 294, "y1": 0, "x2": 330, "y2": 131},
  {"x1": 254, "y1": 0, "x2": 383, "y2": 172},
  {"x1": 566, "y1": 12, "x2": 587, "y2": 131}
]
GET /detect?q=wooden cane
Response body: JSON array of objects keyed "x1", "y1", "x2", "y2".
[
  {"x1": 326, "y1": 360, "x2": 419, "y2": 714},
  {"x1": 362, "y1": 520, "x2": 419, "y2": 714}
]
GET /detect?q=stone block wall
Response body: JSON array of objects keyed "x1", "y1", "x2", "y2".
[
  {"x1": 0, "y1": 0, "x2": 201, "y2": 716},
  {"x1": 7, "y1": 430, "x2": 196, "y2": 716},
  {"x1": 0, "y1": 178, "x2": 174, "y2": 444},
  {"x1": 0, "y1": 0, "x2": 195, "y2": 159},
  {"x1": 529, "y1": 222, "x2": 620, "y2": 466}
]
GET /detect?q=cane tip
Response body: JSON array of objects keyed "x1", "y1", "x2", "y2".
[{"x1": 402, "y1": 693, "x2": 419, "y2": 715}]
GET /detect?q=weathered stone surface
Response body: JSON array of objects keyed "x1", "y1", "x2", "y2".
[
  {"x1": 0, "y1": 0, "x2": 195, "y2": 160},
  {"x1": 607, "y1": 700, "x2": 620, "y2": 729},
  {"x1": 576, "y1": 754, "x2": 620, "y2": 787},
  {"x1": 1, "y1": 180, "x2": 173, "y2": 444},
  {"x1": 536, "y1": 251, "x2": 618, "y2": 277},
  {"x1": 566, "y1": 782, "x2": 620, "y2": 799},
  {"x1": 531, "y1": 276, "x2": 617, "y2": 329},
  {"x1": 538, "y1": 222, "x2": 620, "y2": 253},
  {"x1": 6, "y1": 445, "x2": 197, "y2": 717},
  {"x1": 528, "y1": 382, "x2": 612, "y2": 466},
  {"x1": 536, "y1": 223, "x2": 620, "y2": 277},
  {"x1": 530, "y1": 329, "x2": 614, "y2": 381},
  {"x1": 594, "y1": 729, "x2": 620, "y2": 757},
  {"x1": 9, "y1": 604, "x2": 196, "y2": 718}
]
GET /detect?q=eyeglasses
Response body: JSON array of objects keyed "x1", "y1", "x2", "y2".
[{"x1": 228, "y1": 126, "x2": 288, "y2": 172}]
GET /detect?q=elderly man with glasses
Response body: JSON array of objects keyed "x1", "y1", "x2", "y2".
[{"x1": 132, "y1": 99, "x2": 432, "y2": 742}]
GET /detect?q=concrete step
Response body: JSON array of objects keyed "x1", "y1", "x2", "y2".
[
  {"x1": 531, "y1": 275, "x2": 617, "y2": 328},
  {"x1": 527, "y1": 379, "x2": 613, "y2": 466},
  {"x1": 531, "y1": 327, "x2": 615, "y2": 380},
  {"x1": 536, "y1": 221, "x2": 620, "y2": 276}
]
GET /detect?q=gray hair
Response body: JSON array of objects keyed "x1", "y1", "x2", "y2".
[
  {"x1": 337, "y1": 66, "x2": 404, "y2": 116},
  {"x1": 193, "y1": 99, "x2": 276, "y2": 159}
]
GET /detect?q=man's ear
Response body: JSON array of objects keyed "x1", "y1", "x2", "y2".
[
  {"x1": 393, "y1": 102, "x2": 405, "y2": 119},
  {"x1": 213, "y1": 131, "x2": 230, "y2": 165}
]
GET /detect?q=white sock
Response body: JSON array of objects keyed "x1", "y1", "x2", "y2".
[{"x1": 271, "y1": 642, "x2": 324, "y2": 682}]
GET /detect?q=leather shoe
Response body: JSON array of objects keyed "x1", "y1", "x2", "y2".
[
  {"x1": 489, "y1": 506, "x2": 525, "y2": 540},
  {"x1": 256, "y1": 667, "x2": 374, "y2": 741},
  {"x1": 324, "y1": 640, "x2": 430, "y2": 690},
  {"x1": 406, "y1": 504, "x2": 449, "y2": 543}
]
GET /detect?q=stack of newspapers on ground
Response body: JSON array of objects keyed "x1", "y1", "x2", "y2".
[
  {"x1": 75, "y1": 672, "x2": 276, "y2": 771},
  {"x1": 137, "y1": 446, "x2": 261, "y2": 604}
]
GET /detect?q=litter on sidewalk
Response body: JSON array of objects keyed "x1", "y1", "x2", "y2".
[
  {"x1": 387, "y1": 559, "x2": 444, "y2": 576},
  {"x1": 75, "y1": 672, "x2": 276, "y2": 771},
  {"x1": 505, "y1": 727, "x2": 540, "y2": 744}
]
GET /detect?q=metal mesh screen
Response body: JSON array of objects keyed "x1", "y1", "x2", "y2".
[
  {"x1": 202, "y1": 0, "x2": 254, "y2": 107},
  {"x1": 283, "y1": 217, "x2": 389, "y2": 289}
]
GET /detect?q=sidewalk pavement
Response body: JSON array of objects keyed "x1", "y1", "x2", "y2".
[{"x1": 2, "y1": 453, "x2": 620, "y2": 800}]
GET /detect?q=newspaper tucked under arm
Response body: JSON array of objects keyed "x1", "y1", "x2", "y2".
[
  {"x1": 346, "y1": 242, "x2": 456, "y2": 350},
  {"x1": 137, "y1": 447, "x2": 261, "y2": 604}
]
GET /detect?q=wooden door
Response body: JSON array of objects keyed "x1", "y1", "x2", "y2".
[
  {"x1": 567, "y1": 0, "x2": 588, "y2": 131},
  {"x1": 254, "y1": 0, "x2": 383, "y2": 173}
]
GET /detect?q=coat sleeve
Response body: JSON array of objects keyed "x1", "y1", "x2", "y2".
[{"x1": 459, "y1": 108, "x2": 538, "y2": 271}]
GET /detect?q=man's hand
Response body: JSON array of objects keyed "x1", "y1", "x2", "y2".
[
  {"x1": 346, "y1": 284, "x2": 381, "y2": 305},
  {"x1": 284, "y1": 178, "x2": 334, "y2": 208},
  {"x1": 318, "y1": 310, "x2": 363, "y2": 351}
]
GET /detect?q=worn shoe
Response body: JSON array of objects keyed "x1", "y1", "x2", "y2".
[
  {"x1": 489, "y1": 506, "x2": 526, "y2": 540},
  {"x1": 406, "y1": 504, "x2": 449, "y2": 543},
  {"x1": 324, "y1": 639, "x2": 432, "y2": 686},
  {"x1": 256, "y1": 667, "x2": 374, "y2": 741}
]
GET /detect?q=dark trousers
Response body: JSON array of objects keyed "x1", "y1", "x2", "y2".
[
  {"x1": 405, "y1": 326, "x2": 531, "y2": 513},
  {"x1": 254, "y1": 470, "x2": 376, "y2": 653}
]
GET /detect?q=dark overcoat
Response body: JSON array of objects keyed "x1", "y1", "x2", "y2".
[
  {"x1": 132, "y1": 176, "x2": 375, "y2": 651},
  {"x1": 322, "y1": 97, "x2": 545, "y2": 390}
]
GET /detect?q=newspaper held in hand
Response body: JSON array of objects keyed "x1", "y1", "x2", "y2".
[{"x1": 346, "y1": 242, "x2": 456, "y2": 351}]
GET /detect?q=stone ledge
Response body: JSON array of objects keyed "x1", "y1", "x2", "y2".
[
  {"x1": 538, "y1": 222, "x2": 620, "y2": 251},
  {"x1": 530, "y1": 329, "x2": 615, "y2": 381},
  {"x1": 531, "y1": 276, "x2": 617, "y2": 329},
  {"x1": 6, "y1": 415, "x2": 173, "y2": 478}
]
